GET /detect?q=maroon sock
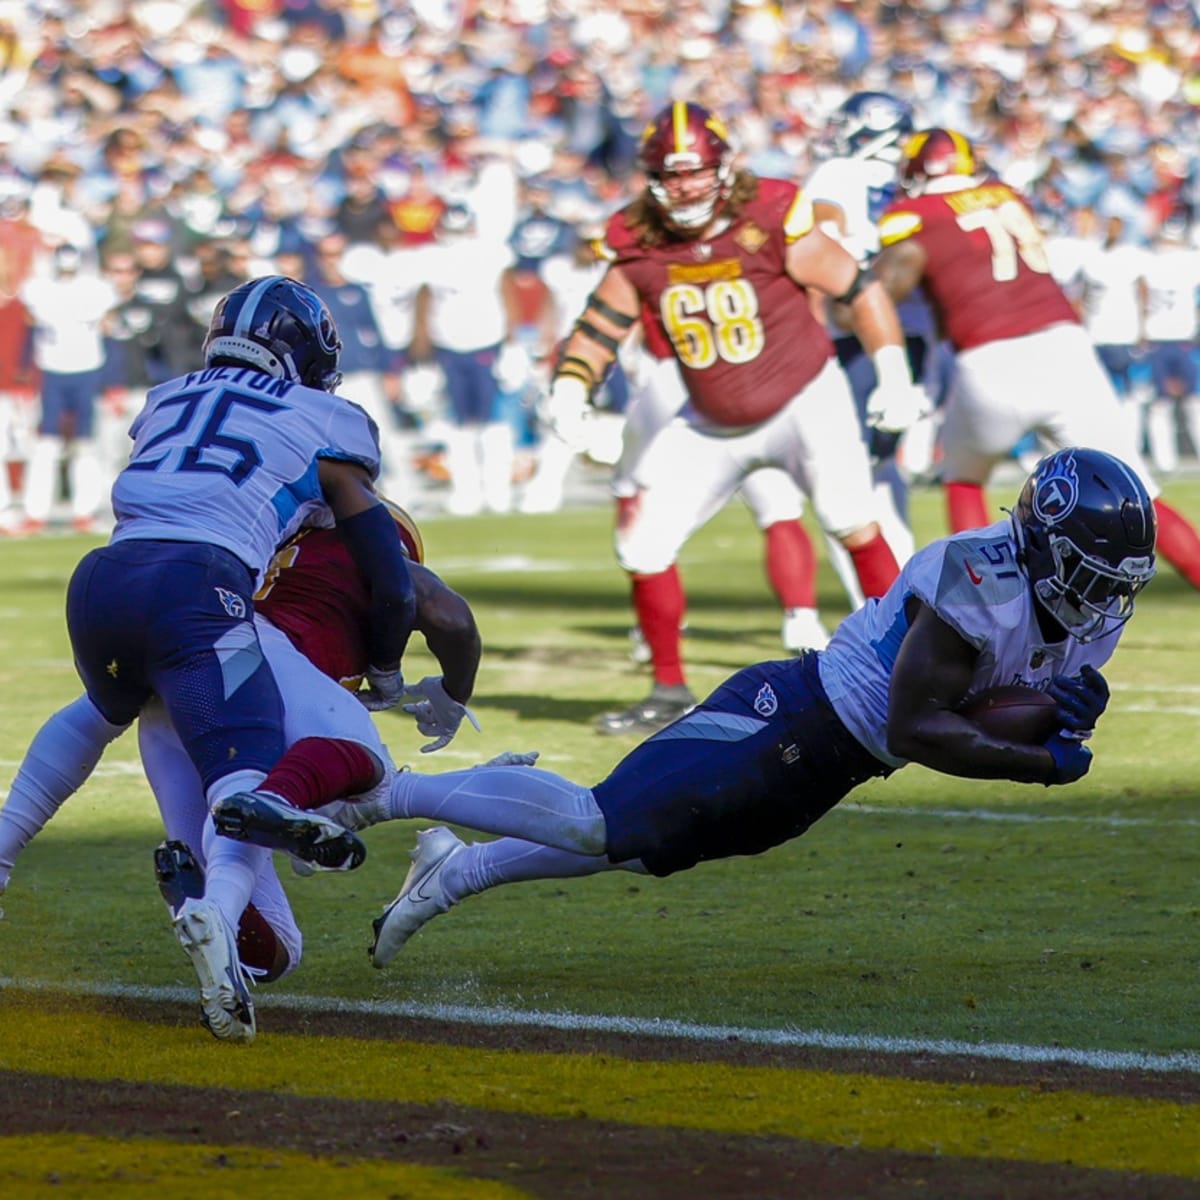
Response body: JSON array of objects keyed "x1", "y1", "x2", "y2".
[
  {"x1": 632, "y1": 567, "x2": 687, "y2": 687},
  {"x1": 257, "y1": 737, "x2": 381, "y2": 812},
  {"x1": 237, "y1": 902, "x2": 288, "y2": 982},
  {"x1": 846, "y1": 532, "x2": 900, "y2": 599},
  {"x1": 763, "y1": 520, "x2": 817, "y2": 609},
  {"x1": 946, "y1": 481, "x2": 990, "y2": 532},
  {"x1": 1153, "y1": 499, "x2": 1200, "y2": 589}
]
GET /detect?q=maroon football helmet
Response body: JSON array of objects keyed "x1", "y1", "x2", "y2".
[
  {"x1": 638, "y1": 101, "x2": 736, "y2": 231},
  {"x1": 899, "y1": 128, "x2": 979, "y2": 197}
]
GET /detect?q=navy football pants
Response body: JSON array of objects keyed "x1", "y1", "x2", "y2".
[
  {"x1": 66, "y1": 540, "x2": 285, "y2": 791},
  {"x1": 593, "y1": 653, "x2": 889, "y2": 877}
]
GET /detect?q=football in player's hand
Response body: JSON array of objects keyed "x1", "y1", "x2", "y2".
[{"x1": 958, "y1": 685, "x2": 1061, "y2": 744}]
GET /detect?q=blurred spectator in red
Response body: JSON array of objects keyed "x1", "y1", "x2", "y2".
[{"x1": 389, "y1": 162, "x2": 446, "y2": 247}]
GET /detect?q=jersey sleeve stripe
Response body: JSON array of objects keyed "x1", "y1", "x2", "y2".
[
  {"x1": 782, "y1": 191, "x2": 816, "y2": 242},
  {"x1": 878, "y1": 211, "x2": 923, "y2": 245}
]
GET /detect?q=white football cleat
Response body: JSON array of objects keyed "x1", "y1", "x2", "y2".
[
  {"x1": 781, "y1": 607, "x2": 831, "y2": 654},
  {"x1": 369, "y1": 826, "x2": 465, "y2": 969},
  {"x1": 173, "y1": 897, "x2": 256, "y2": 1043}
]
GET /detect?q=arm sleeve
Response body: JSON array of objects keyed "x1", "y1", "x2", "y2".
[{"x1": 335, "y1": 503, "x2": 418, "y2": 669}]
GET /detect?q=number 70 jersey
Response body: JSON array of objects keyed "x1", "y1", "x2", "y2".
[
  {"x1": 877, "y1": 181, "x2": 1079, "y2": 351},
  {"x1": 110, "y1": 365, "x2": 382, "y2": 586}
]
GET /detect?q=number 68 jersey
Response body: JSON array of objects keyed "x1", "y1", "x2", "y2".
[
  {"x1": 110, "y1": 365, "x2": 381, "y2": 586},
  {"x1": 605, "y1": 178, "x2": 835, "y2": 428},
  {"x1": 877, "y1": 180, "x2": 1078, "y2": 351}
]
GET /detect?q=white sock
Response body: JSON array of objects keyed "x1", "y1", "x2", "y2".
[
  {"x1": 201, "y1": 817, "x2": 271, "y2": 933},
  {"x1": 0, "y1": 695, "x2": 128, "y2": 880},
  {"x1": 388, "y1": 765, "x2": 607, "y2": 856},
  {"x1": 441, "y1": 836, "x2": 642, "y2": 905}
]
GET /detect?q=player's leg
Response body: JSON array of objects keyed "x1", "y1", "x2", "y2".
[
  {"x1": 139, "y1": 699, "x2": 302, "y2": 982},
  {"x1": 611, "y1": 356, "x2": 690, "y2": 663},
  {"x1": 208, "y1": 619, "x2": 386, "y2": 870},
  {"x1": 370, "y1": 830, "x2": 638, "y2": 968},
  {"x1": 1039, "y1": 326, "x2": 1200, "y2": 589},
  {"x1": 66, "y1": 542, "x2": 284, "y2": 1041},
  {"x1": 937, "y1": 341, "x2": 1031, "y2": 531},
  {"x1": 0, "y1": 694, "x2": 129, "y2": 902},
  {"x1": 781, "y1": 360, "x2": 899, "y2": 597},
  {"x1": 63, "y1": 371, "x2": 104, "y2": 529},
  {"x1": 595, "y1": 654, "x2": 888, "y2": 876},
  {"x1": 601, "y1": 421, "x2": 744, "y2": 733},
  {"x1": 385, "y1": 762, "x2": 607, "y2": 853},
  {"x1": 736, "y1": 467, "x2": 830, "y2": 652}
]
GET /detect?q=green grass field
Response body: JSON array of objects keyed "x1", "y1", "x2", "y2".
[{"x1": 2, "y1": 477, "x2": 1198, "y2": 1057}]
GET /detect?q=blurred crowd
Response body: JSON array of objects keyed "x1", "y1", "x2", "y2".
[{"x1": 2, "y1": 0, "x2": 1200, "y2": 532}]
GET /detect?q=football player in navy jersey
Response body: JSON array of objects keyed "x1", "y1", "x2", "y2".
[
  {"x1": 0, "y1": 492, "x2": 483, "y2": 1029},
  {"x1": 6, "y1": 276, "x2": 418, "y2": 1041},
  {"x1": 364, "y1": 448, "x2": 1157, "y2": 968}
]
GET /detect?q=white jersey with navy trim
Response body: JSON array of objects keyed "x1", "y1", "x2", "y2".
[
  {"x1": 110, "y1": 366, "x2": 381, "y2": 586},
  {"x1": 806, "y1": 154, "x2": 900, "y2": 263},
  {"x1": 819, "y1": 519, "x2": 1119, "y2": 766}
]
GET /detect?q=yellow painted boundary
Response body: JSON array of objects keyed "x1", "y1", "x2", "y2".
[
  {"x1": 0, "y1": 1134, "x2": 530, "y2": 1199},
  {"x1": 1, "y1": 997, "x2": 1197, "y2": 1179}
]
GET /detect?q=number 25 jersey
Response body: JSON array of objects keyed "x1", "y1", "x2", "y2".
[
  {"x1": 110, "y1": 364, "x2": 381, "y2": 585},
  {"x1": 606, "y1": 178, "x2": 834, "y2": 427},
  {"x1": 877, "y1": 181, "x2": 1078, "y2": 351}
]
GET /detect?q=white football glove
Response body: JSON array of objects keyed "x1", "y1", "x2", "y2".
[
  {"x1": 865, "y1": 380, "x2": 930, "y2": 434},
  {"x1": 402, "y1": 676, "x2": 482, "y2": 753},
  {"x1": 542, "y1": 375, "x2": 592, "y2": 452},
  {"x1": 494, "y1": 341, "x2": 532, "y2": 392},
  {"x1": 359, "y1": 664, "x2": 405, "y2": 712}
]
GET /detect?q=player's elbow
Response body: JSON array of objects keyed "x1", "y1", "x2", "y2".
[{"x1": 885, "y1": 714, "x2": 933, "y2": 764}]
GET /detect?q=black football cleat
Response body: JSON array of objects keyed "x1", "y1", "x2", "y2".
[
  {"x1": 154, "y1": 839, "x2": 205, "y2": 917},
  {"x1": 594, "y1": 684, "x2": 697, "y2": 736},
  {"x1": 212, "y1": 791, "x2": 367, "y2": 871}
]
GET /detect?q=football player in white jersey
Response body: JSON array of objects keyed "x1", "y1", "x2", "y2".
[
  {"x1": 1140, "y1": 217, "x2": 1200, "y2": 473},
  {"x1": 364, "y1": 448, "x2": 1157, "y2": 967},
  {"x1": 805, "y1": 92, "x2": 936, "y2": 603},
  {"x1": 5, "y1": 277, "x2": 418, "y2": 1041}
]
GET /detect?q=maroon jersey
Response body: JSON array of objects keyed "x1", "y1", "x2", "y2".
[
  {"x1": 606, "y1": 178, "x2": 833, "y2": 426},
  {"x1": 878, "y1": 182, "x2": 1079, "y2": 351},
  {"x1": 255, "y1": 512, "x2": 422, "y2": 687}
]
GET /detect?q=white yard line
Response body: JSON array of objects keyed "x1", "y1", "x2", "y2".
[
  {"x1": 1, "y1": 975, "x2": 1196, "y2": 1075},
  {"x1": 841, "y1": 803, "x2": 1200, "y2": 828}
]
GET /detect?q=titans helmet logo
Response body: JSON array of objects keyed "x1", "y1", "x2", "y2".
[{"x1": 1032, "y1": 451, "x2": 1079, "y2": 527}]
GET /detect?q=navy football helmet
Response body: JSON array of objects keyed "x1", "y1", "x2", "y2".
[
  {"x1": 828, "y1": 91, "x2": 914, "y2": 162},
  {"x1": 1010, "y1": 448, "x2": 1156, "y2": 642},
  {"x1": 204, "y1": 276, "x2": 343, "y2": 391}
]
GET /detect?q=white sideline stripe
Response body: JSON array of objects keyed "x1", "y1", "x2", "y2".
[
  {"x1": 1, "y1": 976, "x2": 1197, "y2": 1076},
  {"x1": 842, "y1": 804, "x2": 1200, "y2": 829}
]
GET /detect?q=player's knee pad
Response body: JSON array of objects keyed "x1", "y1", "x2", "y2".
[{"x1": 614, "y1": 527, "x2": 677, "y2": 575}]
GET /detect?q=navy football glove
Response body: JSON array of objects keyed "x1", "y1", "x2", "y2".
[
  {"x1": 359, "y1": 665, "x2": 405, "y2": 712},
  {"x1": 1044, "y1": 731, "x2": 1093, "y2": 785},
  {"x1": 1047, "y1": 664, "x2": 1109, "y2": 734}
]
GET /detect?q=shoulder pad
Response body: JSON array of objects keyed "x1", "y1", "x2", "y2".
[
  {"x1": 878, "y1": 209, "x2": 923, "y2": 246},
  {"x1": 605, "y1": 209, "x2": 640, "y2": 256},
  {"x1": 380, "y1": 497, "x2": 424, "y2": 563}
]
